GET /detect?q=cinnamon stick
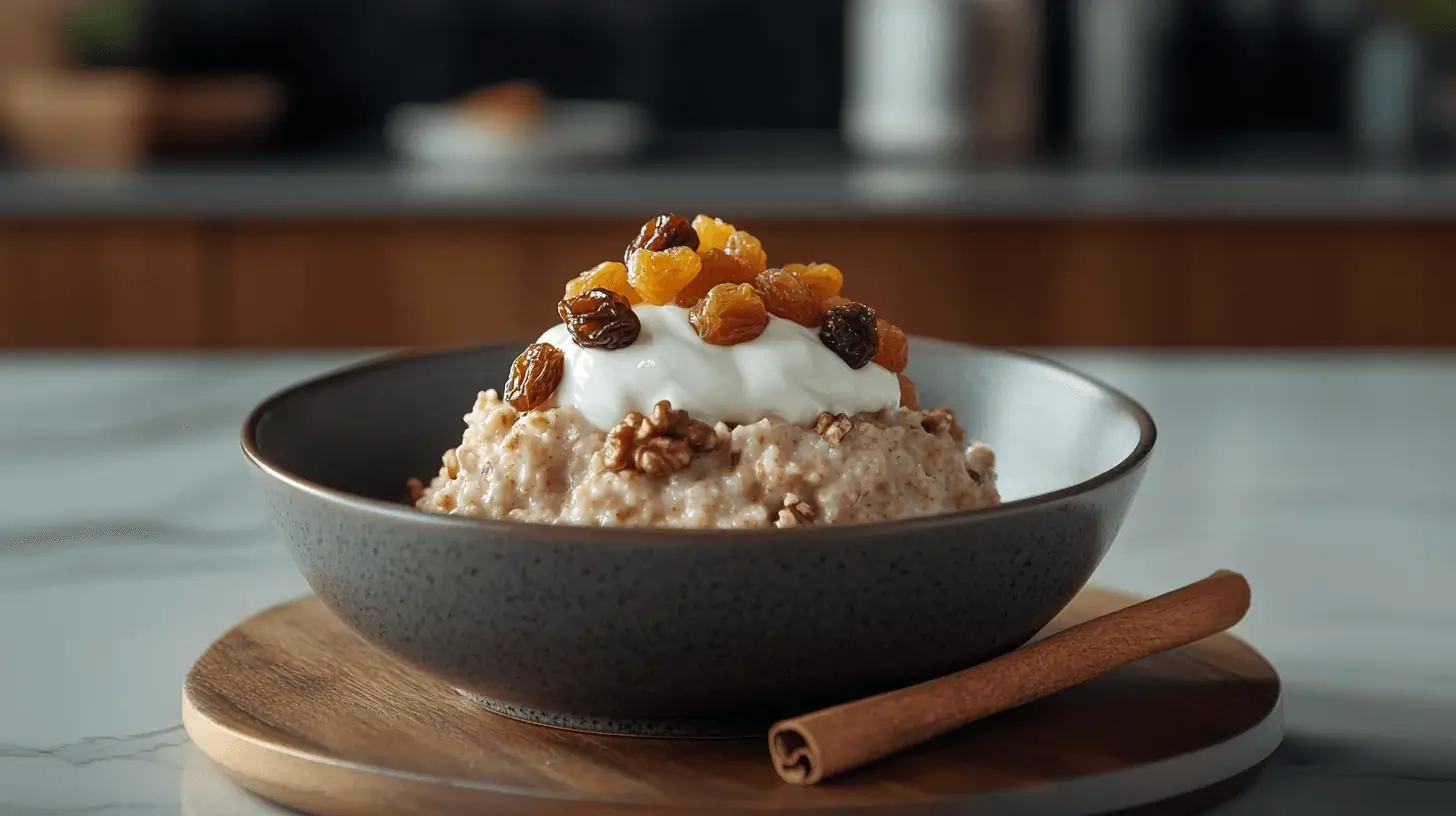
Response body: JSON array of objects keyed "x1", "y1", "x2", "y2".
[{"x1": 768, "y1": 570, "x2": 1251, "y2": 785}]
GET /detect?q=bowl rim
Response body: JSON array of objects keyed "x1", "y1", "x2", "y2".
[{"x1": 241, "y1": 338, "x2": 1157, "y2": 543}]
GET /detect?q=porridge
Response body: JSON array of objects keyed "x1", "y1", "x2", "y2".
[{"x1": 412, "y1": 214, "x2": 999, "y2": 528}]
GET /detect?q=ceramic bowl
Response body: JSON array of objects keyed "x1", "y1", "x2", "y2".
[{"x1": 242, "y1": 339, "x2": 1155, "y2": 737}]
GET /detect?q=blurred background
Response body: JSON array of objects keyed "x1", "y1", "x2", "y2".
[{"x1": 1, "y1": 0, "x2": 1454, "y2": 349}]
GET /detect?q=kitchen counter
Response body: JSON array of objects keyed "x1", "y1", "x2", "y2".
[
  {"x1": 4, "y1": 163, "x2": 1456, "y2": 220},
  {"x1": 1, "y1": 351, "x2": 1454, "y2": 814}
]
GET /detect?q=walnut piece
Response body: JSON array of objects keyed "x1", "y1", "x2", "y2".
[
  {"x1": 814, "y1": 412, "x2": 852, "y2": 445},
  {"x1": 775, "y1": 493, "x2": 818, "y2": 528},
  {"x1": 966, "y1": 441, "x2": 996, "y2": 485},
  {"x1": 920, "y1": 407, "x2": 965, "y2": 444},
  {"x1": 603, "y1": 417, "x2": 640, "y2": 471},
  {"x1": 636, "y1": 436, "x2": 694, "y2": 475},
  {"x1": 604, "y1": 400, "x2": 718, "y2": 475}
]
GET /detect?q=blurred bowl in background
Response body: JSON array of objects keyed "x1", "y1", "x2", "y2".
[{"x1": 387, "y1": 99, "x2": 646, "y2": 172}]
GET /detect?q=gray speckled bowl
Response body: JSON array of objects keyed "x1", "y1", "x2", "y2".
[{"x1": 242, "y1": 339, "x2": 1154, "y2": 737}]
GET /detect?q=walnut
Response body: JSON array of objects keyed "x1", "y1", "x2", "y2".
[
  {"x1": 680, "y1": 419, "x2": 719, "y2": 453},
  {"x1": 635, "y1": 436, "x2": 694, "y2": 475},
  {"x1": 775, "y1": 492, "x2": 817, "y2": 528},
  {"x1": 966, "y1": 441, "x2": 996, "y2": 484},
  {"x1": 603, "y1": 421, "x2": 637, "y2": 471},
  {"x1": 920, "y1": 408, "x2": 965, "y2": 444},
  {"x1": 634, "y1": 400, "x2": 718, "y2": 452},
  {"x1": 604, "y1": 400, "x2": 717, "y2": 474},
  {"x1": 644, "y1": 401, "x2": 684, "y2": 436},
  {"x1": 814, "y1": 412, "x2": 852, "y2": 445},
  {"x1": 405, "y1": 478, "x2": 426, "y2": 505}
]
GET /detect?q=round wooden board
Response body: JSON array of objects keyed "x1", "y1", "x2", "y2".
[{"x1": 183, "y1": 587, "x2": 1282, "y2": 816}]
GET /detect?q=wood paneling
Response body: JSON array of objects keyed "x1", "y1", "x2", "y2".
[
  {"x1": 226, "y1": 221, "x2": 627, "y2": 347},
  {"x1": 0, "y1": 222, "x2": 206, "y2": 347},
  {"x1": 0, "y1": 230, "x2": 15, "y2": 346},
  {"x1": 2, "y1": 218, "x2": 1455, "y2": 348}
]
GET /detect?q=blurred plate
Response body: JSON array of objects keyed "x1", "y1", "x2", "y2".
[{"x1": 387, "y1": 100, "x2": 647, "y2": 171}]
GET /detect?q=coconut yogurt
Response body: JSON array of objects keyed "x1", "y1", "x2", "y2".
[{"x1": 536, "y1": 305, "x2": 900, "y2": 429}]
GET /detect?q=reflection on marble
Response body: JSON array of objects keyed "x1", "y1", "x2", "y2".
[{"x1": 1, "y1": 351, "x2": 1454, "y2": 814}]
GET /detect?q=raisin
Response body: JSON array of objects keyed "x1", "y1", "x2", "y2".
[
  {"x1": 873, "y1": 318, "x2": 909, "y2": 372},
  {"x1": 558, "y1": 288, "x2": 642, "y2": 350},
  {"x1": 624, "y1": 213, "x2": 699, "y2": 263},
  {"x1": 820, "y1": 302, "x2": 879, "y2": 369},
  {"x1": 692, "y1": 214, "x2": 736, "y2": 252},
  {"x1": 673, "y1": 249, "x2": 758, "y2": 307},
  {"x1": 786, "y1": 262, "x2": 844, "y2": 301},
  {"x1": 753, "y1": 268, "x2": 823, "y2": 327},
  {"x1": 690, "y1": 283, "x2": 769, "y2": 346},
  {"x1": 564, "y1": 261, "x2": 640, "y2": 304},
  {"x1": 504, "y1": 342, "x2": 565, "y2": 411},
  {"x1": 724, "y1": 229, "x2": 768, "y2": 273},
  {"x1": 898, "y1": 373, "x2": 919, "y2": 409},
  {"x1": 628, "y1": 246, "x2": 702, "y2": 305}
]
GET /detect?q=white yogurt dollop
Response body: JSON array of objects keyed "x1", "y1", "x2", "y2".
[{"x1": 536, "y1": 305, "x2": 900, "y2": 429}]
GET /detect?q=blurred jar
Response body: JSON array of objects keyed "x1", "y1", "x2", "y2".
[
  {"x1": 843, "y1": 0, "x2": 973, "y2": 161},
  {"x1": 1072, "y1": 0, "x2": 1170, "y2": 163},
  {"x1": 1353, "y1": 13, "x2": 1423, "y2": 163}
]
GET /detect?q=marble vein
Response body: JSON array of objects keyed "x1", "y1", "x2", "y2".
[{"x1": 0, "y1": 727, "x2": 188, "y2": 769}]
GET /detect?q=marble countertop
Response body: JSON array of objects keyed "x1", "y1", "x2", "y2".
[
  {"x1": 5, "y1": 164, "x2": 1456, "y2": 220},
  {"x1": 1, "y1": 350, "x2": 1454, "y2": 815}
]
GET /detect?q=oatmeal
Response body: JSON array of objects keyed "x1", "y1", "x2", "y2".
[
  {"x1": 416, "y1": 393, "x2": 998, "y2": 528},
  {"x1": 414, "y1": 213, "x2": 1001, "y2": 528}
]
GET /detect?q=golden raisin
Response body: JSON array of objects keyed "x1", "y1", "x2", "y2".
[
  {"x1": 564, "y1": 261, "x2": 640, "y2": 304},
  {"x1": 558, "y1": 288, "x2": 642, "y2": 350},
  {"x1": 624, "y1": 213, "x2": 699, "y2": 263},
  {"x1": 873, "y1": 318, "x2": 909, "y2": 372},
  {"x1": 820, "y1": 302, "x2": 879, "y2": 369},
  {"x1": 692, "y1": 214, "x2": 736, "y2": 252},
  {"x1": 898, "y1": 373, "x2": 919, "y2": 410},
  {"x1": 689, "y1": 283, "x2": 769, "y2": 346},
  {"x1": 673, "y1": 249, "x2": 758, "y2": 306},
  {"x1": 628, "y1": 246, "x2": 702, "y2": 305},
  {"x1": 724, "y1": 229, "x2": 768, "y2": 273},
  {"x1": 753, "y1": 268, "x2": 823, "y2": 327},
  {"x1": 788, "y1": 262, "x2": 844, "y2": 301},
  {"x1": 823, "y1": 295, "x2": 852, "y2": 309},
  {"x1": 504, "y1": 342, "x2": 565, "y2": 411}
]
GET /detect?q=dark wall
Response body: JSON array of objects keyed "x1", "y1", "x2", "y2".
[{"x1": 139, "y1": 0, "x2": 845, "y2": 146}]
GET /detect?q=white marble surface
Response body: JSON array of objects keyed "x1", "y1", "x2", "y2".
[{"x1": 1, "y1": 350, "x2": 1454, "y2": 815}]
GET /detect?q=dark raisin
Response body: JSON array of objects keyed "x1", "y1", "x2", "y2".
[
  {"x1": 504, "y1": 342, "x2": 565, "y2": 411},
  {"x1": 557, "y1": 288, "x2": 642, "y2": 350},
  {"x1": 624, "y1": 213, "x2": 699, "y2": 263},
  {"x1": 819, "y1": 303, "x2": 879, "y2": 369}
]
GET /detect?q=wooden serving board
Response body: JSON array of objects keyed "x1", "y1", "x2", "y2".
[{"x1": 183, "y1": 588, "x2": 1282, "y2": 815}]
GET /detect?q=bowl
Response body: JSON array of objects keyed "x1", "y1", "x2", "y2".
[{"x1": 242, "y1": 338, "x2": 1155, "y2": 737}]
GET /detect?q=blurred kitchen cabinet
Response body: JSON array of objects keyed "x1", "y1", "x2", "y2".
[
  {"x1": 214, "y1": 219, "x2": 1456, "y2": 349},
  {"x1": 225, "y1": 222, "x2": 568, "y2": 347},
  {"x1": 3, "y1": 218, "x2": 1455, "y2": 349},
  {"x1": 0, "y1": 222, "x2": 207, "y2": 347}
]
